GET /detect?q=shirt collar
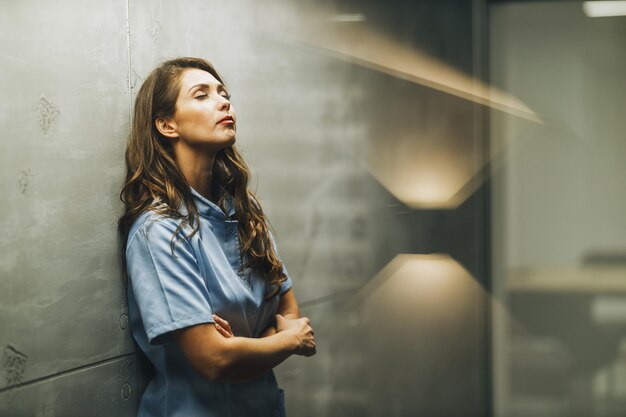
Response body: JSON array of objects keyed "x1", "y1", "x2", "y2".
[{"x1": 190, "y1": 184, "x2": 236, "y2": 218}]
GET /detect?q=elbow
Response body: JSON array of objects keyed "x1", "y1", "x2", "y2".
[
  {"x1": 202, "y1": 357, "x2": 258, "y2": 384},
  {"x1": 200, "y1": 365, "x2": 222, "y2": 382},
  {"x1": 200, "y1": 355, "x2": 232, "y2": 382},
  {"x1": 173, "y1": 324, "x2": 241, "y2": 383},
  {"x1": 199, "y1": 348, "x2": 247, "y2": 383}
]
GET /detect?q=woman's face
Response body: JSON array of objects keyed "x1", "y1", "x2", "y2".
[{"x1": 168, "y1": 68, "x2": 236, "y2": 149}]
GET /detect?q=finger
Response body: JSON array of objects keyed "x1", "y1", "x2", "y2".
[
  {"x1": 217, "y1": 320, "x2": 234, "y2": 337},
  {"x1": 215, "y1": 315, "x2": 234, "y2": 332},
  {"x1": 221, "y1": 318, "x2": 233, "y2": 332},
  {"x1": 214, "y1": 323, "x2": 231, "y2": 338},
  {"x1": 212, "y1": 314, "x2": 229, "y2": 327}
]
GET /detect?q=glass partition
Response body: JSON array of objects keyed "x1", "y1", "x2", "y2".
[{"x1": 490, "y1": 2, "x2": 626, "y2": 416}]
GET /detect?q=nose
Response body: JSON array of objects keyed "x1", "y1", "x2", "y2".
[{"x1": 218, "y1": 95, "x2": 230, "y2": 111}]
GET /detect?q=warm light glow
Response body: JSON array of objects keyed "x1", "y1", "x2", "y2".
[
  {"x1": 353, "y1": 254, "x2": 515, "y2": 340},
  {"x1": 357, "y1": 254, "x2": 474, "y2": 302},
  {"x1": 393, "y1": 254, "x2": 463, "y2": 292},
  {"x1": 350, "y1": 254, "x2": 489, "y2": 322},
  {"x1": 583, "y1": 1, "x2": 626, "y2": 17},
  {"x1": 365, "y1": 147, "x2": 472, "y2": 209},
  {"x1": 408, "y1": 180, "x2": 455, "y2": 209},
  {"x1": 253, "y1": 3, "x2": 541, "y2": 209}
]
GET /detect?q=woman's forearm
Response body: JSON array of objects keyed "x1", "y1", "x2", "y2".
[
  {"x1": 218, "y1": 330, "x2": 297, "y2": 383},
  {"x1": 181, "y1": 313, "x2": 314, "y2": 383},
  {"x1": 260, "y1": 294, "x2": 300, "y2": 338},
  {"x1": 260, "y1": 312, "x2": 298, "y2": 338}
]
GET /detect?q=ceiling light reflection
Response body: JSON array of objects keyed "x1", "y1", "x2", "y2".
[
  {"x1": 257, "y1": 4, "x2": 540, "y2": 122},
  {"x1": 328, "y1": 14, "x2": 366, "y2": 22},
  {"x1": 583, "y1": 1, "x2": 626, "y2": 17}
]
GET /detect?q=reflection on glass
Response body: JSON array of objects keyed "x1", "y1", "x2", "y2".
[
  {"x1": 258, "y1": 2, "x2": 539, "y2": 120},
  {"x1": 491, "y1": 2, "x2": 626, "y2": 416},
  {"x1": 583, "y1": 1, "x2": 626, "y2": 17}
]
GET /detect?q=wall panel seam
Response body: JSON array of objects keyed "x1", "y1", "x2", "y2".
[{"x1": 0, "y1": 352, "x2": 136, "y2": 395}]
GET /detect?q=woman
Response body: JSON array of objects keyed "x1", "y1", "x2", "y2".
[{"x1": 118, "y1": 57, "x2": 316, "y2": 417}]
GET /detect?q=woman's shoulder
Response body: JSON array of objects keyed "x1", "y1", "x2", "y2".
[{"x1": 127, "y1": 208, "x2": 194, "y2": 248}]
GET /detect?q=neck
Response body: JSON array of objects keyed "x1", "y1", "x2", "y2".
[{"x1": 173, "y1": 142, "x2": 217, "y2": 202}]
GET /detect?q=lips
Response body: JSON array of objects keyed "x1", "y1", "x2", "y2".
[{"x1": 218, "y1": 115, "x2": 234, "y2": 124}]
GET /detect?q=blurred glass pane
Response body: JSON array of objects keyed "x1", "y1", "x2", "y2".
[{"x1": 490, "y1": 2, "x2": 626, "y2": 416}]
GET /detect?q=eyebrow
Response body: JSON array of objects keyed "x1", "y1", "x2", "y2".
[{"x1": 187, "y1": 83, "x2": 226, "y2": 94}]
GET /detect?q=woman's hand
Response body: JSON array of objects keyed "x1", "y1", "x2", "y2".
[
  {"x1": 275, "y1": 314, "x2": 316, "y2": 357},
  {"x1": 212, "y1": 314, "x2": 234, "y2": 338}
]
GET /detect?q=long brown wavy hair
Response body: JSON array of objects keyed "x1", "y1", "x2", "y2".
[{"x1": 118, "y1": 57, "x2": 287, "y2": 300}]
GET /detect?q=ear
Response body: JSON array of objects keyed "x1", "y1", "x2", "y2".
[{"x1": 154, "y1": 117, "x2": 179, "y2": 139}]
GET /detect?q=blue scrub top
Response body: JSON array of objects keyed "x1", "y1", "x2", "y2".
[{"x1": 125, "y1": 185, "x2": 292, "y2": 417}]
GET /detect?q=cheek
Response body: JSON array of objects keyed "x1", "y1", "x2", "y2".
[{"x1": 180, "y1": 109, "x2": 214, "y2": 133}]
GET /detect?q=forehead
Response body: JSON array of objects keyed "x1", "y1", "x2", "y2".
[{"x1": 178, "y1": 68, "x2": 221, "y2": 92}]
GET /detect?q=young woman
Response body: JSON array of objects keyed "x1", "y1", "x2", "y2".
[{"x1": 118, "y1": 57, "x2": 316, "y2": 417}]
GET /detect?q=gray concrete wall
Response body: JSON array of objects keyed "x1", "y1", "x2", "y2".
[
  {"x1": 0, "y1": 1, "x2": 136, "y2": 415},
  {"x1": 1, "y1": 1, "x2": 489, "y2": 416}
]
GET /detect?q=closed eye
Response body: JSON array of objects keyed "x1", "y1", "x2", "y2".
[{"x1": 194, "y1": 93, "x2": 231, "y2": 100}]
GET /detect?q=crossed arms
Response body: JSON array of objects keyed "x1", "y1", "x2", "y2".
[{"x1": 172, "y1": 288, "x2": 316, "y2": 383}]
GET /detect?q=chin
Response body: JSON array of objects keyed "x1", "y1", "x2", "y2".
[{"x1": 214, "y1": 135, "x2": 236, "y2": 151}]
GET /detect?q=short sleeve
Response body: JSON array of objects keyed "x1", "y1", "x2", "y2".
[
  {"x1": 267, "y1": 227, "x2": 293, "y2": 295},
  {"x1": 126, "y1": 217, "x2": 215, "y2": 345}
]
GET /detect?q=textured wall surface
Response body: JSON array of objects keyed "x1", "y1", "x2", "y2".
[
  {"x1": 1, "y1": 1, "x2": 489, "y2": 416},
  {"x1": 0, "y1": 1, "x2": 136, "y2": 415}
]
